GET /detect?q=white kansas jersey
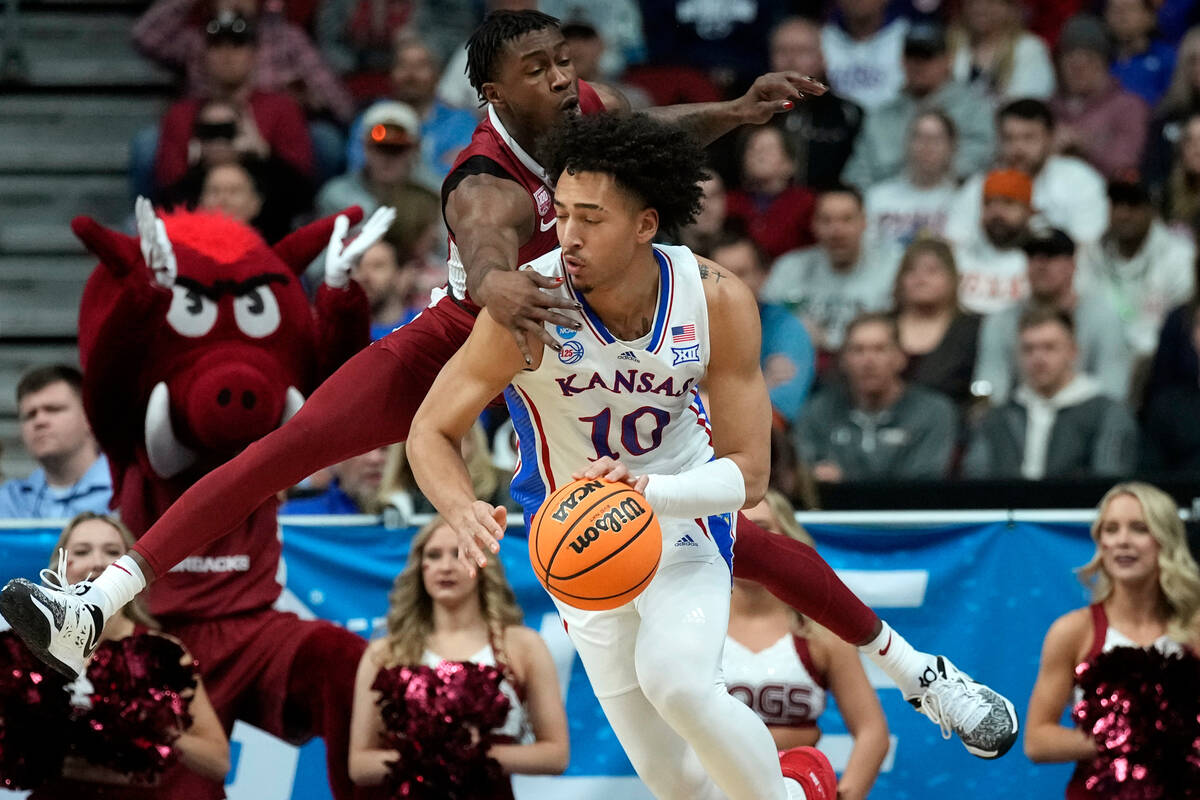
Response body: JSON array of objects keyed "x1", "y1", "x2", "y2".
[{"x1": 506, "y1": 244, "x2": 715, "y2": 522}]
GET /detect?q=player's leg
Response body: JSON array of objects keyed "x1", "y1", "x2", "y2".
[
  {"x1": 632, "y1": 552, "x2": 791, "y2": 800},
  {"x1": 733, "y1": 512, "x2": 1019, "y2": 759}
]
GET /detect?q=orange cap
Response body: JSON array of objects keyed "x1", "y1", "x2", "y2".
[{"x1": 982, "y1": 169, "x2": 1033, "y2": 206}]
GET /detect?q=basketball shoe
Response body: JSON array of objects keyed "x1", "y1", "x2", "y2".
[
  {"x1": 909, "y1": 655, "x2": 1019, "y2": 759},
  {"x1": 779, "y1": 746, "x2": 838, "y2": 799},
  {"x1": 0, "y1": 575, "x2": 105, "y2": 680}
]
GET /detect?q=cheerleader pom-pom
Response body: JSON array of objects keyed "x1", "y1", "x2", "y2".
[
  {"x1": 0, "y1": 631, "x2": 71, "y2": 789},
  {"x1": 70, "y1": 634, "x2": 197, "y2": 782},
  {"x1": 1073, "y1": 646, "x2": 1200, "y2": 798}
]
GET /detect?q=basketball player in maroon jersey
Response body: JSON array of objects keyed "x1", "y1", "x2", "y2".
[{"x1": 4, "y1": 9, "x2": 1016, "y2": 762}]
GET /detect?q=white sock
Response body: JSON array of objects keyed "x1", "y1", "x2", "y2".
[
  {"x1": 860, "y1": 620, "x2": 936, "y2": 699},
  {"x1": 88, "y1": 556, "x2": 147, "y2": 619}
]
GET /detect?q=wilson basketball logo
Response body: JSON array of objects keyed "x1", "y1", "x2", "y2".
[{"x1": 567, "y1": 496, "x2": 648, "y2": 554}]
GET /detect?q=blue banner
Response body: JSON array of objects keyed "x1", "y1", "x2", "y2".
[{"x1": 0, "y1": 517, "x2": 1100, "y2": 799}]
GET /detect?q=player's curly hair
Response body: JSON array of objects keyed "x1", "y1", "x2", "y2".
[
  {"x1": 466, "y1": 9, "x2": 561, "y2": 105},
  {"x1": 383, "y1": 517, "x2": 525, "y2": 683},
  {"x1": 537, "y1": 113, "x2": 707, "y2": 236}
]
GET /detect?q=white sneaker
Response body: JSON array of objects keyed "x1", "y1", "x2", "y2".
[
  {"x1": 908, "y1": 656, "x2": 1019, "y2": 759},
  {"x1": 0, "y1": 576, "x2": 105, "y2": 680}
]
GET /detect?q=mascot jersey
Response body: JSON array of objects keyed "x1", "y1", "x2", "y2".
[{"x1": 439, "y1": 80, "x2": 604, "y2": 310}]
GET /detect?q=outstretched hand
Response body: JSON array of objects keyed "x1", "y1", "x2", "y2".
[
  {"x1": 324, "y1": 206, "x2": 398, "y2": 289},
  {"x1": 734, "y1": 71, "x2": 828, "y2": 126},
  {"x1": 478, "y1": 268, "x2": 581, "y2": 366},
  {"x1": 573, "y1": 457, "x2": 649, "y2": 495},
  {"x1": 450, "y1": 501, "x2": 507, "y2": 577},
  {"x1": 135, "y1": 196, "x2": 177, "y2": 289}
]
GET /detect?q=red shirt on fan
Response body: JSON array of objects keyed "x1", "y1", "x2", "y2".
[{"x1": 725, "y1": 185, "x2": 816, "y2": 261}]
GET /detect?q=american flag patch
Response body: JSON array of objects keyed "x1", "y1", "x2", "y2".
[{"x1": 671, "y1": 323, "x2": 696, "y2": 343}]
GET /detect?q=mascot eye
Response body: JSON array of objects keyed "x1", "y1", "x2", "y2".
[
  {"x1": 233, "y1": 285, "x2": 281, "y2": 338},
  {"x1": 166, "y1": 286, "x2": 218, "y2": 337}
]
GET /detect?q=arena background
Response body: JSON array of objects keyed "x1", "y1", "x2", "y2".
[{"x1": 1, "y1": 511, "x2": 1116, "y2": 799}]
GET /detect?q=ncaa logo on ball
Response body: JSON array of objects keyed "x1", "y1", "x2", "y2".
[{"x1": 559, "y1": 340, "x2": 585, "y2": 364}]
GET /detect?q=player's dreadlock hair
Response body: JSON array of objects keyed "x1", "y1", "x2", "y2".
[
  {"x1": 537, "y1": 113, "x2": 707, "y2": 236},
  {"x1": 465, "y1": 9, "x2": 561, "y2": 105}
]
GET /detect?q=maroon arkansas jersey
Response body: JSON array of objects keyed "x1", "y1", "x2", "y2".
[{"x1": 440, "y1": 80, "x2": 605, "y2": 311}]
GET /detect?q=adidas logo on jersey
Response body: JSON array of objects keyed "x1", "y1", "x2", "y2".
[
  {"x1": 674, "y1": 534, "x2": 699, "y2": 547},
  {"x1": 617, "y1": 350, "x2": 640, "y2": 362}
]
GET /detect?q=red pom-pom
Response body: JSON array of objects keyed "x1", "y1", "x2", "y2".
[
  {"x1": 1072, "y1": 646, "x2": 1200, "y2": 798},
  {"x1": 372, "y1": 661, "x2": 512, "y2": 799},
  {"x1": 0, "y1": 631, "x2": 71, "y2": 789}
]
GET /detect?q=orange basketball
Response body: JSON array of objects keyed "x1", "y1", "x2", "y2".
[{"x1": 529, "y1": 478, "x2": 662, "y2": 611}]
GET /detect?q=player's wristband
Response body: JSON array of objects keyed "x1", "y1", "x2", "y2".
[{"x1": 642, "y1": 457, "x2": 746, "y2": 519}]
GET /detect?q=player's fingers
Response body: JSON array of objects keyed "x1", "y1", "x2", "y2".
[
  {"x1": 490, "y1": 506, "x2": 507, "y2": 539},
  {"x1": 633, "y1": 475, "x2": 649, "y2": 494},
  {"x1": 508, "y1": 325, "x2": 535, "y2": 365},
  {"x1": 785, "y1": 72, "x2": 827, "y2": 95},
  {"x1": 526, "y1": 271, "x2": 566, "y2": 289},
  {"x1": 522, "y1": 321, "x2": 562, "y2": 353}
]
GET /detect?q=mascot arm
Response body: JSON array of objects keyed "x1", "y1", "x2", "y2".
[{"x1": 314, "y1": 280, "x2": 370, "y2": 380}]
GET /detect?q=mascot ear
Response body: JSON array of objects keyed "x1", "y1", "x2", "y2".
[
  {"x1": 72, "y1": 216, "x2": 143, "y2": 277},
  {"x1": 273, "y1": 206, "x2": 366, "y2": 276}
]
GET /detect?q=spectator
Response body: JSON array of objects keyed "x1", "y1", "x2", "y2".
[
  {"x1": 317, "y1": 101, "x2": 437, "y2": 217},
  {"x1": 1025, "y1": 483, "x2": 1200, "y2": 796},
  {"x1": 0, "y1": 366, "x2": 111, "y2": 519},
  {"x1": 863, "y1": 109, "x2": 958, "y2": 251},
  {"x1": 1144, "y1": 282, "x2": 1200, "y2": 412},
  {"x1": 558, "y1": 21, "x2": 651, "y2": 108},
  {"x1": 133, "y1": 0, "x2": 355, "y2": 124},
  {"x1": 353, "y1": 238, "x2": 425, "y2": 340},
  {"x1": 821, "y1": 0, "x2": 909, "y2": 110},
  {"x1": 1077, "y1": 179, "x2": 1194, "y2": 361},
  {"x1": 948, "y1": 98, "x2": 1109, "y2": 247},
  {"x1": 770, "y1": 17, "x2": 865, "y2": 190},
  {"x1": 1143, "y1": 29, "x2": 1200, "y2": 197},
  {"x1": 711, "y1": 230, "x2": 816, "y2": 427},
  {"x1": 152, "y1": 13, "x2": 316, "y2": 194},
  {"x1": 189, "y1": 156, "x2": 301, "y2": 242},
  {"x1": 679, "y1": 173, "x2": 728, "y2": 257},
  {"x1": 726, "y1": 125, "x2": 817, "y2": 261},
  {"x1": 974, "y1": 227, "x2": 1133, "y2": 405},
  {"x1": 1050, "y1": 14, "x2": 1150, "y2": 180},
  {"x1": 893, "y1": 238, "x2": 982, "y2": 407},
  {"x1": 1161, "y1": 110, "x2": 1200, "y2": 228},
  {"x1": 282, "y1": 446, "x2": 389, "y2": 514},
  {"x1": 348, "y1": 517, "x2": 568, "y2": 791},
  {"x1": 1141, "y1": 309, "x2": 1200, "y2": 473},
  {"x1": 762, "y1": 186, "x2": 902, "y2": 360},
  {"x1": 0, "y1": 513, "x2": 229, "y2": 794},
  {"x1": 726, "y1": 491, "x2": 889, "y2": 800},
  {"x1": 965, "y1": 306, "x2": 1137, "y2": 478},
  {"x1": 540, "y1": 0, "x2": 647, "y2": 80},
  {"x1": 794, "y1": 312, "x2": 958, "y2": 482},
  {"x1": 1107, "y1": 0, "x2": 1177, "y2": 107},
  {"x1": 947, "y1": 0, "x2": 1055, "y2": 103},
  {"x1": 344, "y1": 35, "x2": 478, "y2": 183},
  {"x1": 842, "y1": 20, "x2": 995, "y2": 187},
  {"x1": 950, "y1": 168, "x2": 1032, "y2": 314},
  {"x1": 316, "y1": 0, "x2": 416, "y2": 78}
]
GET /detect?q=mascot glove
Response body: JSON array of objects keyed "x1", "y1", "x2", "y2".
[
  {"x1": 324, "y1": 206, "x2": 397, "y2": 289},
  {"x1": 135, "y1": 196, "x2": 178, "y2": 289}
]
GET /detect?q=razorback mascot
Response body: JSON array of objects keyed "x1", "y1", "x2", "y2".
[{"x1": 71, "y1": 198, "x2": 394, "y2": 799}]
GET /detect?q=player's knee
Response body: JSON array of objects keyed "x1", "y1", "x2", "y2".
[{"x1": 638, "y1": 667, "x2": 715, "y2": 726}]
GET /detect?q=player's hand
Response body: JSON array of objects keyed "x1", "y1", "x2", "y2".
[
  {"x1": 477, "y1": 268, "x2": 582, "y2": 365},
  {"x1": 135, "y1": 196, "x2": 178, "y2": 289},
  {"x1": 450, "y1": 501, "x2": 507, "y2": 576},
  {"x1": 324, "y1": 206, "x2": 397, "y2": 289},
  {"x1": 734, "y1": 71, "x2": 828, "y2": 125},
  {"x1": 573, "y1": 457, "x2": 649, "y2": 495}
]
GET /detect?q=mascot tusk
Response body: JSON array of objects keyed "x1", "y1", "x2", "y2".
[
  {"x1": 281, "y1": 386, "x2": 305, "y2": 425},
  {"x1": 144, "y1": 382, "x2": 198, "y2": 478}
]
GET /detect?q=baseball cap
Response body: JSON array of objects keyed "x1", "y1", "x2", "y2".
[
  {"x1": 904, "y1": 21, "x2": 948, "y2": 59},
  {"x1": 1021, "y1": 226, "x2": 1075, "y2": 257},
  {"x1": 1057, "y1": 14, "x2": 1112, "y2": 60},
  {"x1": 1107, "y1": 179, "x2": 1151, "y2": 207},
  {"x1": 362, "y1": 101, "x2": 420, "y2": 148},
  {"x1": 982, "y1": 169, "x2": 1034, "y2": 206},
  {"x1": 205, "y1": 10, "x2": 256, "y2": 45}
]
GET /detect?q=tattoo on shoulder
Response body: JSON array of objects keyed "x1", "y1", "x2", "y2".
[{"x1": 698, "y1": 263, "x2": 723, "y2": 283}]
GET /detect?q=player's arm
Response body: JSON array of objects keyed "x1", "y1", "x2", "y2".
[
  {"x1": 645, "y1": 73, "x2": 827, "y2": 145},
  {"x1": 408, "y1": 310, "x2": 535, "y2": 574},
  {"x1": 348, "y1": 640, "x2": 397, "y2": 785},
  {"x1": 172, "y1": 646, "x2": 230, "y2": 783},
  {"x1": 487, "y1": 626, "x2": 570, "y2": 775},
  {"x1": 446, "y1": 173, "x2": 580, "y2": 364},
  {"x1": 1024, "y1": 609, "x2": 1098, "y2": 763}
]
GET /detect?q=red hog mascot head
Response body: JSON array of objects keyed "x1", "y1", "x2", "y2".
[{"x1": 70, "y1": 202, "x2": 375, "y2": 616}]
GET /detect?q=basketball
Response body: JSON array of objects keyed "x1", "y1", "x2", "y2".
[{"x1": 529, "y1": 478, "x2": 662, "y2": 611}]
